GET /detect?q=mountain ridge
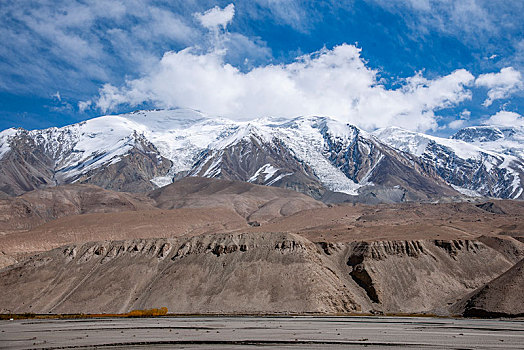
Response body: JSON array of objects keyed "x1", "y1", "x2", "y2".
[{"x1": 1, "y1": 108, "x2": 523, "y2": 201}]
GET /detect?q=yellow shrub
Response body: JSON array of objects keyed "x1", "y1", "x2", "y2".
[{"x1": 127, "y1": 307, "x2": 168, "y2": 317}]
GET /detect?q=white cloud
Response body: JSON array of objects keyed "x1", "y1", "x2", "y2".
[
  {"x1": 194, "y1": 4, "x2": 235, "y2": 30},
  {"x1": 483, "y1": 110, "x2": 524, "y2": 127},
  {"x1": 93, "y1": 43, "x2": 474, "y2": 132},
  {"x1": 475, "y1": 67, "x2": 523, "y2": 106},
  {"x1": 460, "y1": 109, "x2": 471, "y2": 119},
  {"x1": 250, "y1": 0, "x2": 310, "y2": 32},
  {"x1": 368, "y1": 0, "x2": 524, "y2": 75},
  {"x1": 78, "y1": 100, "x2": 92, "y2": 113},
  {"x1": 448, "y1": 119, "x2": 466, "y2": 129}
]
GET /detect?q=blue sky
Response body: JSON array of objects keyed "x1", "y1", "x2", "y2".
[{"x1": 1, "y1": 0, "x2": 523, "y2": 135}]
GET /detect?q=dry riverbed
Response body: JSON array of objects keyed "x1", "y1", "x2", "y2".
[{"x1": 1, "y1": 316, "x2": 523, "y2": 349}]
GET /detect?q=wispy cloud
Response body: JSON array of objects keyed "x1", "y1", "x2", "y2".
[
  {"x1": 367, "y1": 0, "x2": 524, "y2": 70},
  {"x1": 0, "y1": 1, "x2": 267, "y2": 100},
  {"x1": 368, "y1": 0, "x2": 512, "y2": 40}
]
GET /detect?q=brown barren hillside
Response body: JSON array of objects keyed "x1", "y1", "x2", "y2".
[
  {"x1": 0, "y1": 233, "x2": 518, "y2": 316},
  {"x1": 0, "y1": 178, "x2": 523, "y2": 317},
  {"x1": 0, "y1": 178, "x2": 326, "y2": 258},
  {"x1": 0, "y1": 184, "x2": 156, "y2": 234},
  {"x1": 149, "y1": 176, "x2": 327, "y2": 222},
  {"x1": 451, "y1": 258, "x2": 524, "y2": 318}
]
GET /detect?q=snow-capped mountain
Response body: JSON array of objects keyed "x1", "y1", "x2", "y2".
[
  {"x1": 0, "y1": 108, "x2": 522, "y2": 201},
  {"x1": 451, "y1": 125, "x2": 524, "y2": 159},
  {"x1": 374, "y1": 127, "x2": 524, "y2": 199}
]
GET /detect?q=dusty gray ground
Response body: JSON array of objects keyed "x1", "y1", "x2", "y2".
[{"x1": 0, "y1": 316, "x2": 523, "y2": 349}]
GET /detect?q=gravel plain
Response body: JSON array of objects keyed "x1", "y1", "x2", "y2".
[{"x1": 1, "y1": 316, "x2": 523, "y2": 349}]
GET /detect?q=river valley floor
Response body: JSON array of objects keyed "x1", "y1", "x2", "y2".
[{"x1": 1, "y1": 316, "x2": 523, "y2": 349}]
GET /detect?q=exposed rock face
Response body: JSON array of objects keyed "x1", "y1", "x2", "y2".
[
  {"x1": 421, "y1": 141, "x2": 522, "y2": 199},
  {"x1": 477, "y1": 235, "x2": 524, "y2": 263},
  {"x1": 2, "y1": 109, "x2": 524, "y2": 201},
  {"x1": 453, "y1": 126, "x2": 506, "y2": 143},
  {"x1": 320, "y1": 124, "x2": 457, "y2": 202},
  {"x1": 0, "y1": 234, "x2": 517, "y2": 315},
  {"x1": 0, "y1": 130, "x2": 172, "y2": 196},
  {"x1": 0, "y1": 131, "x2": 56, "y2": 196},
  {"x1": 72, "y1": 134, "x2": 172, "y2": 193},
  {"x1": 188, "y1": 136, "x2": 327, "y2": 199},
  {"x1": 452, "y1": 125, "x2": 524, "y2": 158},
  {"x1": 0, "y1": 110, "x2": 468, "y2": 202},
  {"x1": 343, "y1": 240, "x2": 514, "y2": 314}
]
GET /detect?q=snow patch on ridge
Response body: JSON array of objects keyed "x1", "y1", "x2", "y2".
[
  {"x1": 374, "y1": 126, "x2": 490, "y2": 159},
  {"x1": 453, "y1": 125, "x2": 524, "y2": 159},
  {"x1": 248, "y1": 164, "x2": 279, "y2": 183},
  {"x1": 451, "y1": 185, "x2": 482, "y2": 197},
  {"x1": 150, "y1": 176, "x2": 173, "y2": 188},
  {"x1": 266, "y1": 172, "x2": 293, "y2": 186},
  {"x1": 0, "y1": 128, "x2": 18, "y2": 160}
]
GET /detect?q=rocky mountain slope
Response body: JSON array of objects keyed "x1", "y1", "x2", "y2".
[
  {"x1": 1, "y1": 111, "x2": 523, "y2": 317},
  {"x1": 0, "y1": 178, "x2": 324, "y2": 233},
  {"x1": 4, "y1": 108, "x2": 522, "y2": 202},
  {"x1": 452, "y1": 125, "x2": 524, "y2": 158},
  {"x1": 149, "y1": 177, "x2": 325, "y2": 223},
  {"x1": 3, "y1": 180, "x2": 523, "y2": 259},
  {"x1": 375, "y1": 126, "x2": 524, "y2": 199}
]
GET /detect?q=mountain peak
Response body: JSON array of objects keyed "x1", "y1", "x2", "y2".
[{"x1": 452, "y1": 126, "x2": 505, "y2": 143}]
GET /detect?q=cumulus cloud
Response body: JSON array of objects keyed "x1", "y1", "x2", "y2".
[
  {"x1": 484, "y1": 110, "x2": 524, "y2": 127},
  {"x1": 93, "y1": 42, "x2": 474, "y2": 132},
  {"x1": 194, "y1": 4, "x2": 235, "y2": 30},
  {"x1": 85, "y1": 2, "x2": 478, "y2": 132},
  {"x1": 475, "y1": 67, "x2": 523, "y2": 106}
]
